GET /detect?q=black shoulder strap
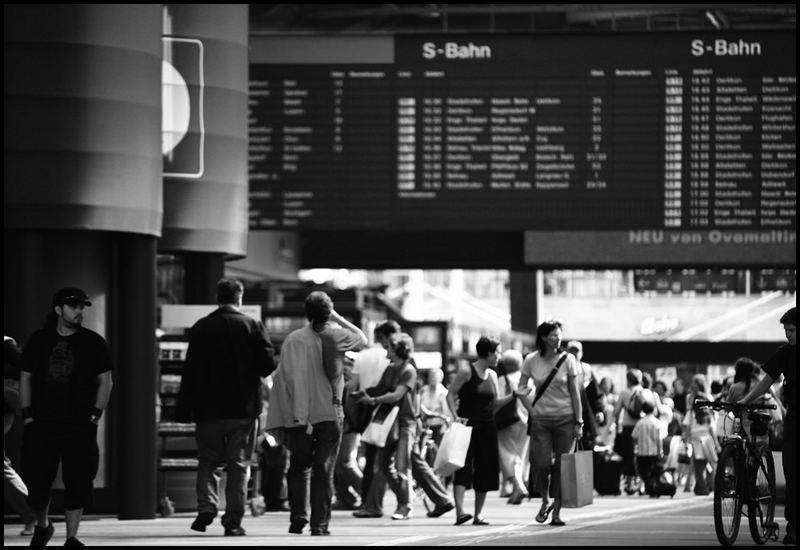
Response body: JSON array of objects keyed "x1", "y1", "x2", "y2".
[{"x1": 530, "y1": 352, "x2": 569, "y2": 410}]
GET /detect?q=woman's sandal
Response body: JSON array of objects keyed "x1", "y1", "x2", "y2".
[
  {"x1": 454, "y1": 513, "x2": 473, "y2": 525},
  {"x1": 550, "y1": 518, "x2": 566, "y2": 527},
  {"x1": 472, "y1": 517, "x2": 490, "y2": 525},
  {"x1": 535, "y1": 502, "x2": 554, "y2": 523}
]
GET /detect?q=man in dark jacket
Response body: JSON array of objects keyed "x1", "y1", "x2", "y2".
[{"x1": 176, "y1": 279, "x2": 277, "y2": 537}]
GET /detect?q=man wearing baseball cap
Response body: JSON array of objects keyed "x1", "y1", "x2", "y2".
[{"x1": 19, "y1": 287, "x2": 113, "y2": 546}]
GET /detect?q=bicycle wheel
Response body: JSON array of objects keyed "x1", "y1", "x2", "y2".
[
  {"x1": 748, "y1": 446, "x2": 777, "y2": 544},
  {"x1": 714, "y1": 444, "x2": 743, "y2": 546}
]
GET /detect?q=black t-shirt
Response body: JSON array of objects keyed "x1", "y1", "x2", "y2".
[
  {"x1": 21, "y1": 327, "x2": 112, "y2": 424},
  {"x1": 762, "y1": 343, "x2": 795, "y2": 410}
]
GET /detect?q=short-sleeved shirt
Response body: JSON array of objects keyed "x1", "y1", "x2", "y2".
[
  {"x1": 631, "y1": 413, "x2": 666, "y2": 457},
  {"x1": 375, "y1": 361, "x2": 418, "y2": 428},
  {"x1": 21, "y1": 327, "x2": 112, "y2": 424},
  {"x1": 762, "y1": 343, "x2": 795, "y2": 410},
  {"x1": 521, "y1": 351, "x2": 579, "y2": 418}
]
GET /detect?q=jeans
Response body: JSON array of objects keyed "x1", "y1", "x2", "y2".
[
  {"x1": 195, "y1": 418, "x2": 256, "y2": 526},
  {"x1": 410, "y1": 428, "x2": 451, "y2": 507},
  {"x1": 284, "y1": 421, "x2": 342, "y2": 530},
  {"x1": 334, "y1": 431, "x2": 362, "y2": 506},
  {"x1": 375, "y1": 424, "x2": 415, "y2": 508},
  {"x1": 4, "y1": 451, "x2": 35, "y2": 524}
]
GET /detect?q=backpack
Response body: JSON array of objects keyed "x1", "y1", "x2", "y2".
[{"x1": 627, "y1": 387, "x2": 645, "y2": 418}]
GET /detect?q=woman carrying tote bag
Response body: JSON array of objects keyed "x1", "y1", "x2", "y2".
[{"x1": 518, "y1": 320, "x2": 582, "y2": 527}]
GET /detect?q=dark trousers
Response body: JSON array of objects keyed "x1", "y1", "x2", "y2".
[
  {"x1": 259, "y1": 439, "x2": 288, "y2": 509},
  {"x1": 195, "y1": 418, "x2": 257, "y2": 526},
  {"x1": 284, "y1": 421, "x2": 342, "y2": 530},
  {"x1": 635, "y1": 455, "x2": 659, "y2": 494},
  {"x1": 614, "y1": 425, "x2": 637, "y2": 477},
  {"x1": 22, "y1": 421, "x2": 98, "y2": 510}
]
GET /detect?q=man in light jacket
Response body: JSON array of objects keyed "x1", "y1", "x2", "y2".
[{"x1": 266, "y1": 291, "x2": 366, "y2": 536}]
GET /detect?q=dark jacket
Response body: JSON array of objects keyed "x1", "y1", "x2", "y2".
[{"x1": 176, "y1": 306, "x2": 276, "y2": 422}]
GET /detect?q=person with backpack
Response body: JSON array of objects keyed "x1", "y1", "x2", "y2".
[{"x1": 612, "y1": 369, "x2": 645, "y2": 494}]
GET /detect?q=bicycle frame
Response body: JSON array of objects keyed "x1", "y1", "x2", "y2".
[{"x1": 694, "y1": 399, "x2": 778, "y2": 546}]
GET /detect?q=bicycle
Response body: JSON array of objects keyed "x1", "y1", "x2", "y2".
[{"x1": 693, "y1": 399, "x2": 779, "y2": 546}]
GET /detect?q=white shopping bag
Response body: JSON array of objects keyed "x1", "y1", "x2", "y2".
[
  {"x1": 361, "y1": 404, "x2": 399, "y2": 448},
  {"x1": 433, "y1": 422, "x2": 473, "y2": 477}
]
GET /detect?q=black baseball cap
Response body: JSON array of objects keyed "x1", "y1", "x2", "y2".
[{"x1": 53, "y1": 287, "x2": 92, "y2": 307}]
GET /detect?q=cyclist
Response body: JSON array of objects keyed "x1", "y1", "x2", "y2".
[{"x1": 738, "y1": 306, "x2": 795, "y2": 546}]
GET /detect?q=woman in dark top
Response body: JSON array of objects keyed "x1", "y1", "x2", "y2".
[{"x1": 446, "y1": 336, "x2": 513, "y2": 526}]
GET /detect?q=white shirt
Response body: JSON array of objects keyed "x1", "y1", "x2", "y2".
[{"x1": 352, "y1": 344, "x2": 390, "y2": 391}]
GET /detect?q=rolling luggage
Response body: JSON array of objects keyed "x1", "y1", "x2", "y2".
[
  {"x1": 593, "y1": 449, "x2": 622, "y2": 496},
  {"x1": 647, "y1": 462, "x2": 678, "y2": 498}
]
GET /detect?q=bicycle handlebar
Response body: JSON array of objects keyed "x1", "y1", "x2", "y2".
[{"x1": 693, "y1": 399, "x2": 776, "y2": 412}]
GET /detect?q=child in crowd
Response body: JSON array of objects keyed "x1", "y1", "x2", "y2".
[
  {"x1": 631, "y1": 401, "x2": 666, "y2": 496},
  {"x1": 689, "y1": 407, "x2": 720, "y2": 495}
]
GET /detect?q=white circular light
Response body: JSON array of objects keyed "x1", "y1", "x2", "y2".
[{"x1": 162, "y1": 60, "x2": 191, "y2": 155}]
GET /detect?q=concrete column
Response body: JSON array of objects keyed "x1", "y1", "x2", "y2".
[{"x1": 509, "y1": 271, "x2": 539, "y2": 335}]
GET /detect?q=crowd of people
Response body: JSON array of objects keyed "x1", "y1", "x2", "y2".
[{"x1": 3, "y1": 282, "x2": 795, "y2": 546}]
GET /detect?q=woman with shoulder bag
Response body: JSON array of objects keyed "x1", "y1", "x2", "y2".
[{"x1": 518, "y1": 321, "x2": 582, "y2": 527}]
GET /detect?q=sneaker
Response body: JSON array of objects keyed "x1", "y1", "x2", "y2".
[
  {"x1": 31, "y1": 522, "x2": 55, "y2": 546},
  {"x1": 391, "y1": 506, "x2": 412, "y2": 520},
  {"x1": 426, "y1": 501, "x2": 455, "y2": 518},
  {"x1": 190, "y1": 513, "x2": 214, "y2": 532},
  {"x1": 63, "y1": 537, "x2": 85, "y2": 546}
]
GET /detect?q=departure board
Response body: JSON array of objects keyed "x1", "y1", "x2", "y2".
[{"x1": 248, "y1": 32, "x2": 796, "y2": 238}]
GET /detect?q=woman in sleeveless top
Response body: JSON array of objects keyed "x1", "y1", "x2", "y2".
[{"x1": 446, "y1": 336, "x2": 512, "y2": 526}]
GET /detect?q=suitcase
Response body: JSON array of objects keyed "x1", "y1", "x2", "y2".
[
  {"x1": 647, "y1": 462, "x2": 678, "y2": 498},
  {"x1": 593, "y1": 450, "x2": 623, "y2": 495}
]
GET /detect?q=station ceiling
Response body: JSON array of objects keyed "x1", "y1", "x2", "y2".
[{"x1": 249, "y1": 4, "x2": 796, "y2": 33}]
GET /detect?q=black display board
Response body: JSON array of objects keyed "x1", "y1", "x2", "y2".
[{"x1": 248, "y1": 32, "x2": 795, "y2": 266}]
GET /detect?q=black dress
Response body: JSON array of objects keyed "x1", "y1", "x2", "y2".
[{"x1": 454, "y1": 364, "x2": 499, "y2": 491}]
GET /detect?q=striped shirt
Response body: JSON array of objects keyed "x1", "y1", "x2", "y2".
[{"x1": 631, "y1": 413, "x2": 666, "y2": 457}]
